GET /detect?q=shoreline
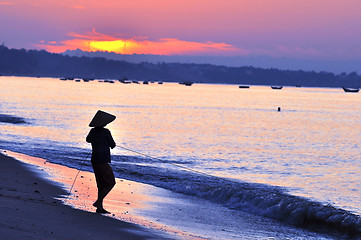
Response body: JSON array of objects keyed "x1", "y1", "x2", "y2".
[
  {"x1": 0, "y1": 150, "x2": 340, "y2": 240},
  {"x1": 0, "y1": 150, "x2": 168, "y2": 240}
]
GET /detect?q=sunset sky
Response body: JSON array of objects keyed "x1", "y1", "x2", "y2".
[{"x1": 1, "y1": 0, "x2": 361, "y2": 73}]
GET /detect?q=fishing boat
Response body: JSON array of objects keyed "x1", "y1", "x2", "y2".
[
  {"x1": 179, "y1": 81, "x2": 193, "y2": 86},
  {"x1": 271, "y1": 86, "x2": 283, "y2": 90},
  {"x1": 342, "y1": 87, "x2": 359, "y2": 93},
  {"x1": 239, "y1": 85, "x2": 250, "y2": 89},
  {"x1": 104, "y1": 80, "x2": 115, "y2": 83},
  {"x1": 119, "y1": 80, "x2": 131, "y2": 84}
]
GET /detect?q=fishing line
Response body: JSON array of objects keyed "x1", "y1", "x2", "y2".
[
  {"x1": 116, "y1": 145, "x2": 219, "y2": 179},
  {"x1": 116, "y1": 146, "x2": 257, "y2": 195},
  {"x1": 67, "y1": 145, "x2": 235, "y2": 200},
  {"x1": 66, "y1": 150, "x2": 91, "y2": 199}
]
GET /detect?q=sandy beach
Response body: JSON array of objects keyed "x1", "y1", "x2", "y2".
[
  {"x1": 0, "y1": 149, "x2": 340, "y2": 240},
  {"x1": 0, "y1": 151, "x2": 167, "y2": 240}
]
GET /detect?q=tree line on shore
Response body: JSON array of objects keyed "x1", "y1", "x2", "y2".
[{"x1": 0, "y1": 45, "x2": 360, "y2": 87}]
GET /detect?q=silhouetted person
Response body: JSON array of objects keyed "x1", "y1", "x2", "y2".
[{"x1": 86, "y1": 110, "x2": 116, "y2": 214}]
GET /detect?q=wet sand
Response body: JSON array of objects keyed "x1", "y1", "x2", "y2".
[
  {"x1": 0, "y1": 150, "x2": 167, "y2": 240},
  {"x1": 0, "y1": 150, "x2": 335, "y2": 240}
]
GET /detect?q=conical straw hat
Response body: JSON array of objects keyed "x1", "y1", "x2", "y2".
[{"x1": 89, "y1": 110, "x2": 116, "y2": 127}]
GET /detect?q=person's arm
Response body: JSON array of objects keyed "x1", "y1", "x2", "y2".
[
  {"x1": 106, "y1": 129, "x2": 116, "y2": 149},
  {"x1": 86, "y1": 129, "x2": 94, "y2": 143}
]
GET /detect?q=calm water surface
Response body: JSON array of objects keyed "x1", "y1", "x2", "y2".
[{"x1": 0, "y1": 76, "x2": 360, "y2": 236}]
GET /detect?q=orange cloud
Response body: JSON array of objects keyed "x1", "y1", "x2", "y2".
[
  {"x1": 0, "y1": 1, "x2": 13, "y2": 5},
  {"x1": 71, "y1": 5, "x2": 86, "y2": 10},
  {"x1": 36, "y1": 30, "x2": 247, "y2": 56}
]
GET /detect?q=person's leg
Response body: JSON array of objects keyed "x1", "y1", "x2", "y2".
[
  {"x1": 93, "y1": 184, "x2": 114, "y2": 207},
  {"x1": 94, "y1": 185, "x2": 114, "y2": 213},
  {"x1": 92, "y1": 163, "x2": 116, "y2": 213}
]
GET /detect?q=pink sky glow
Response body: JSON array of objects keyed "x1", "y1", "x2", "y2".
[
  {"x1": 36, "y1": 29, "x2": 247, "y2": 56},
  {"x1": 1, "y1": 0, "x2": 361, "y2": 71}
]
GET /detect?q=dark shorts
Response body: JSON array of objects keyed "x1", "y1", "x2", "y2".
[{"x1": 92, "y1": 162, "x2": 116, "y2": 191}]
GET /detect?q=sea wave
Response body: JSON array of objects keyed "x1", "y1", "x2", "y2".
[
  {"x1": 0, "y1": 114, "x2": 27, "y2": 124},
  {"x1": 112, "y1": 154, "x2": 361, "y2": 238},
  {"x1": 2, "y1": 144, "x2": 360, "y2": 238}
]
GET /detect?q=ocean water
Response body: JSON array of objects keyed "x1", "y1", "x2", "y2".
[{"x1": 0, "y1": 76, "x2": 360, "y2": 238}]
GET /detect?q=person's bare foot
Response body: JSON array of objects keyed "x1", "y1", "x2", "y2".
[
  {"x1": 93, "y1": 200, "x2": 102, "y2": 209},
  {"x1": 96, "y1": 208, "x2": 111, "y2": 214}
]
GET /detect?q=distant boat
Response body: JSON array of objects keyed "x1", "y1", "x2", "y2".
[
  {"x1": 342, "y1": 87, "x2": 359, "y2": 93},
  {"x1": 119, "y1": 80, "x2": 131, "y2": 84},
  {"x1": 239, "y1": 85, "x2": 250, "y2": 89},
  {"x1": 104, "y1": 80, "x2": 114, "y2": 83},
  {"x1": 143, "y1": 81, "x2": 149, "y2": 84},
  {"x1": 82, "y1": 78, "x2": 94, "y2": 82},
  {"x1": 271, "y1": 86, "x2": 283, "y2": 90},
  {"x1": 179, "y1": 81, "x2": 193, "y2": 86},
  {"x1": 132, "y1": 80, "x2": 140, "y2": 84},
  {"x1": 158, "y1": 81, "x2": 163, "y2": 84}
]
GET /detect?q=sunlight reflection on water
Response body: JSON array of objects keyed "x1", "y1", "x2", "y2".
[{"x1": 0, "y1": 76, "x2": 360, "y2": 215}]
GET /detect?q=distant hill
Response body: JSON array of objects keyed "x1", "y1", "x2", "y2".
[
  {"x1": 1, "y1": 45, "x2": 360, "y2": 88},
  {"x1": 63, "y1": 49, "x2": 361, "y2": 75}
]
